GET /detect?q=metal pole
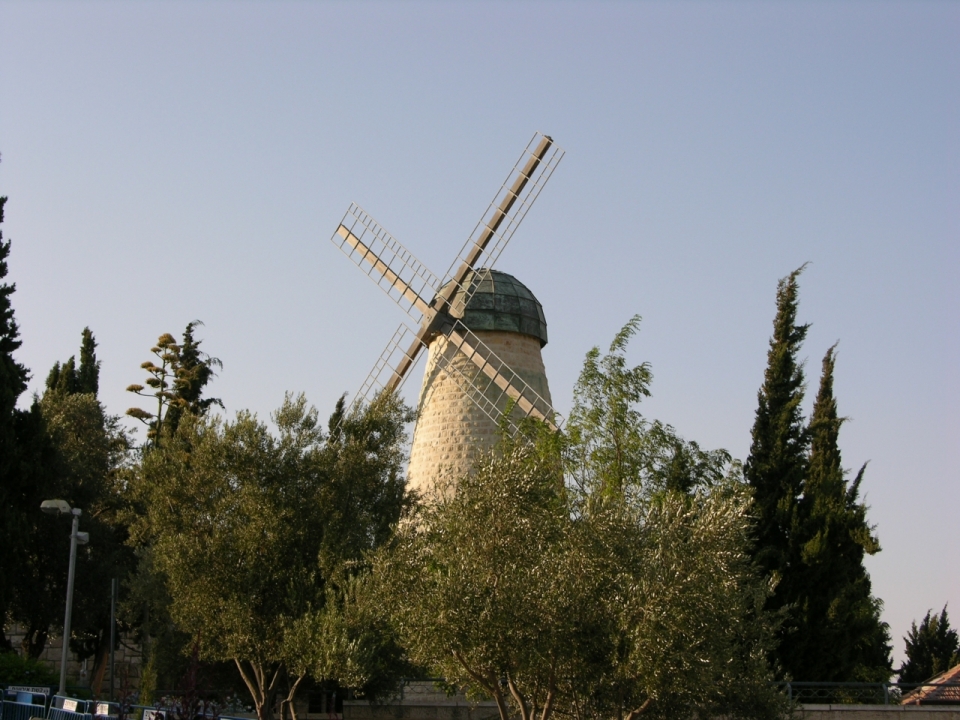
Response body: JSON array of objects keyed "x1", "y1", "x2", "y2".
[
  {"x1": 59, "y1": 509, "x2": 81, "y2": 696},
  {"x1": 110, "y1": 578, "x2": 117, "y2": 701}
]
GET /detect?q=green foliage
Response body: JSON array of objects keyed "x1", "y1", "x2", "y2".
[
  {"x1": 898, "y1": 606, "x2": 960, "y2": 684},
  {"x1": 376, "y1": 320, "x2": 786, "y2": 720},
  {"x1": 0, "y1": 650, "x2": 59, "y2": 686},
  {"x1": 744, "y1": 266, "x2": 809, "y2": 585},
  {"x1": 745, "y1": 269, "x2": 890, "y2": 682},
  {"x1": 0, "y1": 196, "x2": 31, "y2": 648},
  {"x1": 375, "y1": 435, "x2": 580, "y2": 720},
  {"x1": 9, "y1": 328, "x2": 132, "y2": 674},
  {"x1": 129, "y1": 392, "x2": 412, "y2": 720},
  {"x1": 284, "y1": 574, "x2": 412, "y2": 700},
  {"x1": 567, "y1": 315, "x2": 735, "y2": 504},
  {"x1": 126, "y1": 322, "x2": 222, "y2": 443}
]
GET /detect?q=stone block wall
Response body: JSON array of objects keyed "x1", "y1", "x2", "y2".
[
  {"x1": 407, "y1": 330, "x2": 553, "y2": 496},
  {"x1": 799, "y1": 706, "x2": 960, "y2": 720},
  {"x1": 343, "y1": 681, "x2": 498, "y2": 720},
  {"x1": 4, "y1": 621, "x2": 143, "y2": 693}
]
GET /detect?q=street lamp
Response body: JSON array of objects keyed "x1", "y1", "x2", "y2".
[{"x1": 41, "y1": 499, "x2": 89, "y2": 696}]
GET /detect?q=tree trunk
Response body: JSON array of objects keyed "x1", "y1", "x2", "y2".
[
  {"x1": 235, "y1": 659, "x2": 282, "y2": 720},
  {"x1": 90, "y1": 627, "x2": 111, "y2": 697},
  {"x1": 21, "y1": 623, "x2": 49, "y2": 659},
  {"x1": 279, "y1": 674, "x2": 305, "y2": 720}
]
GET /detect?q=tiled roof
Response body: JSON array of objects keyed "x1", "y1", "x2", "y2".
[{"x1": 902, "y1": 663, "x2": 960, "y2": 705}]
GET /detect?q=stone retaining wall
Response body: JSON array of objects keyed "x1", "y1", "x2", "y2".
[
  {"x1": 4, "y1": 621, "x2": 143, "y2": 692},
  {"x1": 799, "y1": 706, "x2": 960, "y2": 720}
]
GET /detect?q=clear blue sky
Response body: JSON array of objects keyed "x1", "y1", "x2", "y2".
[{"x1": 1, "y1": 0, "x2": 957, "y2": 669}]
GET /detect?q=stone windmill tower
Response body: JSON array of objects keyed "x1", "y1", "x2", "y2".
[{"x1": 329, "y1": 133, "x2": 563, "y2": 494}]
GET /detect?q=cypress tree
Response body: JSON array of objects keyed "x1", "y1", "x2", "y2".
[
  {"x1": 44, "y1": 328, "x2": 101, "y2": 397},
  {"x1": 744, "y1": 267, "x2": 809, "y2": 608},
  {"x1": 899, "y1": 607, "x2": 960, "y2": 684},
  {"x1": 78, "y1": 326, "x2": 100, "y2": 395},
  {"x1": 0, "y1": 196, "x2": 28, "y2": 425},
  {"x1": 0, "y1": 196, "x2": 31, "y2": 648},
  {"x1": 791, "y1": 346, "x2": 891, "y2": 680}
]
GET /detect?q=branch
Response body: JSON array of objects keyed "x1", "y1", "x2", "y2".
[
  {"x1": 507, "y1": 673, "x2": 530, "y2": 720},
  {"x1": 235, "y1": 659, "x2": 262, "y2": 706},
  {"x1": 452, "y1": 650, "x2": 496, "y2": 695},
  {"x1": 625, "y1": 698, "x2": 653, "y2": 720},
  {"x1": 539, "y1": 666, "x2": 557, "y2": 720}
]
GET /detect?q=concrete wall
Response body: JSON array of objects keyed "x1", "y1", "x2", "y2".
[{"x1": 799, "y1": 706, "x2": 960, "y2": 720}]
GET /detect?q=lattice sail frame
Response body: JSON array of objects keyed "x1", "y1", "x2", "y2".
[
  {"x1": 333, "y1": 132, "x2": 564, "y2": 434},
  {"x1": 435, "y1": 321, "x2": 563, "y2": 433},
  {"x1": 332, "y1": 204, "x2": 440, "y2": 321},
  {"x1": 351, "y1": 323, "x2": 422, "y2": 411},
  {"x1": 441, "y1": 133, "x2": 564, "y2": 317}
]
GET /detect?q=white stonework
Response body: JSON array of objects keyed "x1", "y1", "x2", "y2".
[{"x1": 406, "y1": 330, "x2": 552, "y2": 497}]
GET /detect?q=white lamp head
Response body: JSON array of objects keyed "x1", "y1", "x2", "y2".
[{"x1": 40, "y1": 499, "x2": 73, "y2": 516}]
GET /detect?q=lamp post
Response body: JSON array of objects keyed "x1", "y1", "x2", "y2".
[{"x1": 41, "y1": 499, "x2": 89, "y2": 696}]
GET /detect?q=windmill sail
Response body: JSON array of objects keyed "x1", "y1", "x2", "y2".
[
  {"x1": 349, "y1": 323, "x2": 424, "y2": 417},
  {"x1": 332, "y1": 203, "x2": 440, "y2": 321},
  {"x1": 432, "y1": 321, "x2": 560, "y2": 433},
  {"x1": 438, "y1": 132, "x2": 564, "y2": 317}
]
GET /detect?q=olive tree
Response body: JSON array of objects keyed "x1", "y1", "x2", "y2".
[
  {"x1": 131, "y1": 392, "x2": 412, "y2": 720},
  {"x1": 375, "y1": 319, "x2": 787, "y2": 720}
]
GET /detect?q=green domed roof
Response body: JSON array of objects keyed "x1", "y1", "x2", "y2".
[{"x1": 445, "y1": 268, "x2": 548, "y2": 347}]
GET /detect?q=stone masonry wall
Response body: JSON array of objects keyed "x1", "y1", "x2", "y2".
[
  {"x1": 406, "y1": 330, "x2": 552, "y2": 497},
  {"x1": 4, "y1": 621, "x2": 143, "y2": 693},
  {"x1": 799, "y1": 706, "x2": 960, "y2": 720}
]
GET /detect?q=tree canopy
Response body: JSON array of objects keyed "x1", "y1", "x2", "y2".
[
  {"x1": 375, "y1": 319, "x2": 786, "y2": 720},
  {"x1": 898, "y1": 606, "x2": 960, "y2": 684},
  {"x1": 745, "y1": 268, "x2": 890, "y2": 681},
  {"x1": 129, "y1": 392, "x2": 413, "y2": 720}
]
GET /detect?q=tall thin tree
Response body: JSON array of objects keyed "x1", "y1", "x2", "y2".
[
  {"x1": 0, "y1": 196, "x2": 31, "y2": 648},
  {"x1": 744, "y1": 266, "x2": 809, "y2": 600},
  {"x1": 790, "y1": 346, "x2": 891, "y2": 680}
]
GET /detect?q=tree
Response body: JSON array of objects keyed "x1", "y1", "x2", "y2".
[
  {"x1": 8, "y1": 328, "x2": 132, "y2": 678},
  {"x1": 789, "y1": 346, "x2": 891, "y2": 681},
  {"x1": 376, "y1": 431, "x2": 592, "y2": 720},
  {"x1": 745, "y1": 269, "x2": 891, "y2": 681},
  {"x1": 744, "y1": 267, "x2": 809, "y2": 592},
  {"x1": 898, "y1": 607, "x2": 960, "y2": 684},
  {"x1": 130, "y1": 392, "x2": 412, "y2": 720},
  {"x1": 376, "y1": 321, "x2": 786, "y2": 720},
  {"x1": 126, "y1": 321, "x2": 222, "y2": 443},
  {"x1": 566, "y1": 320, "x2": 783, "y2": 719},
  {"x1": 0, "y1": 195, "x2": 31, "y2": 649},
  {"x1": 567, "y1": 315, "x2": 733, "y2": 504}
]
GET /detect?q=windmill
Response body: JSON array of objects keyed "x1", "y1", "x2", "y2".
[{"x1": 330, "y1": 132, "x2": 564, "y2": 492}]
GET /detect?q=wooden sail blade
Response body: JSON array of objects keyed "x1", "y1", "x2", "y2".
[
  {"x1": 332, "y1": 203, "x2": 440, "y2": 320},
  {"x1": 434, "y1": 132, "x2": 564, "y2": 316},
  {"x1": 431, "y1": 321, "x2": 562, "y2": 434},
  {"x1": 349, "y1": 323, "x2": 427, "y2": 416}
]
